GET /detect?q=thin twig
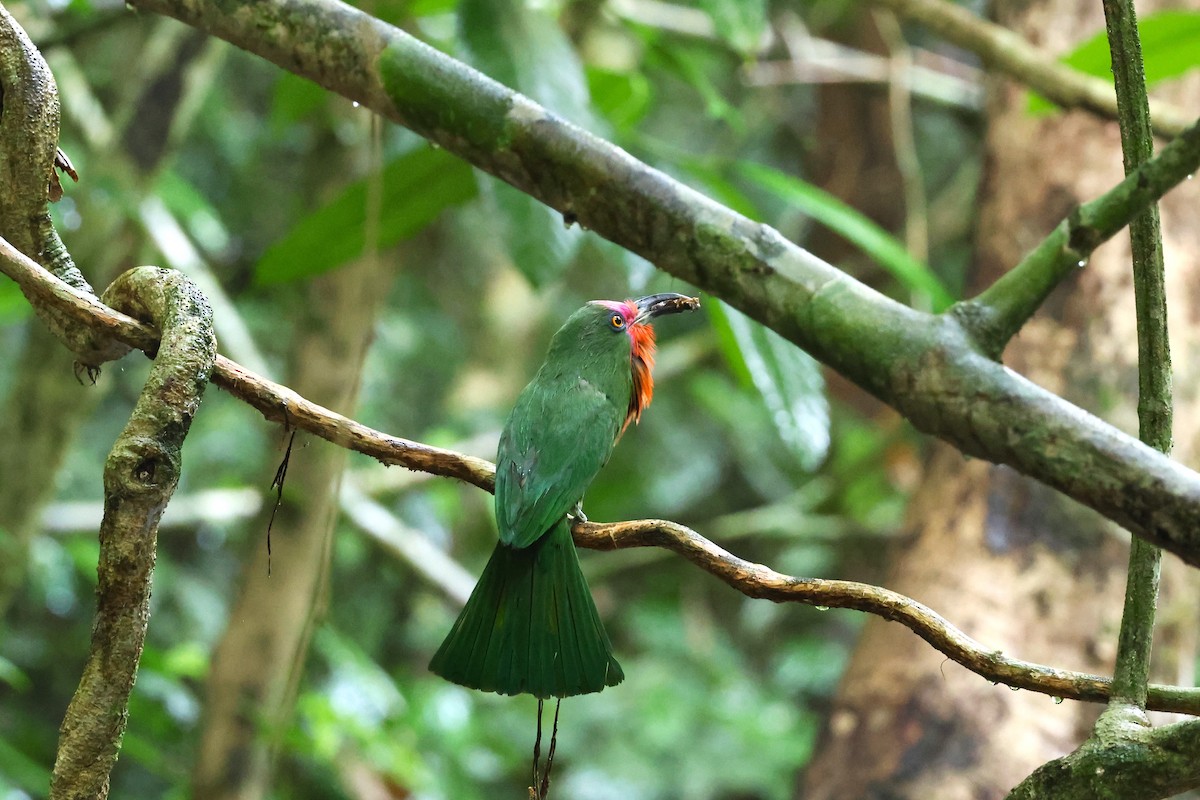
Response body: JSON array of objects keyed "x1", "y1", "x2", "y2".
[
  {"x1": 874, "y1": 9, "x2": 930, "y2": 267},
  {"x1": 1101, "y1": 0, "x2": 1169, "y2": 715},
  {"x1": 572, "y1": 518, "x2": 1200, "y2": 715}
]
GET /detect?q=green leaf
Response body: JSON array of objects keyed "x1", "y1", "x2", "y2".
[
  {"x1": 736, "y1": 162, "x2": 955, "y2": 310},
  {"x1": 651, "y1": 43, "x2": 744, "y2": 131},
  {"x1": 682, "y1": 162, "x2": 761, "y2": 218},
  {"x1": 587, "y1": 66, "x2": 652, "y2": 132},
  {"x1": 254, "y1": 147, "x2": 476, "y2": 285},
  {"x1": 491, "y1": 182, "x2": 581, "y2": 287},
  {"x1": 154, "y1": 169, "x2": 232, "y2": 255},
  {"x1": 698, "y1": 0, "x2": 768, "y2": 56},
  {"x1": 0, "y1": 654, "x2": 30, "y2": 691},
  {"x1": 270, "y1": 72, "x2": 330, "y2": 128},
  {"x1": 1029, "y1": 10, "x2": 1200, "y2": 114},
  {"x1": 0, "y1": 281, "x2": 31, "y2": 323},
  {"x1": 708, "y1": 300, "x2": 830, "y2": 470}
]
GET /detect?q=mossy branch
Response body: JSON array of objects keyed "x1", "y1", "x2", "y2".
[
  {"x1": 1008, "y1": 718, "x2": 1200, "y2": 800},
  {"x1": 1101, "y1": 0, "x2": 1168, "y2": 715},
  {"x1": 957, "y1": 114, "x2": 1199, "y2": 356},
  {"x1": 118, "y1": 0, "x2": 1200, "y2": 568},
  {"x1": 4, "y1": 243, "x2": 1200, "y2": 717},
  {"x1": 0, "y1": 5, "x2": 125, "y2": 365},
  {"x1": 48, "y1": 267, "x2": 216, "y2": 800}
]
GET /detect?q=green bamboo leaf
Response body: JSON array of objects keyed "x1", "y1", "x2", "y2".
[
  {"x1": 154, "y1": 169, "x2": 233, "y2": 255},
  {"x1": 736, "y1": 162, "x2": 955, "y2": 310},
  {"x1": 1029, "y1": 10, "x2": 1200, "y2": 114},
  {"x1": 708, "y1": 299, "x2": 830, "y2": 471},
  {"x1": 651, "y1": 43, "x2": 744, "y2": 130},
  {"x1": 254, "y1": 147, "x2": 476, "y2": 285},
  {"x1": 682, "y1": 162, "x2": 761, "y2": 218}
]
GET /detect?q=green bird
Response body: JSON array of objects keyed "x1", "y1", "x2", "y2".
[{"x1": 430, "y1": 293, "x2": 700, "y2": 698}]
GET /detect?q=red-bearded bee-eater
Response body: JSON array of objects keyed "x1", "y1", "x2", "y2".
[{"x1": 430, "y1": 293, "x2": 700, "y2": 698}]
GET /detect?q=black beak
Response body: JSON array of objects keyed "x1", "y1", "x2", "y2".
[{"x1": 633, "y1": 293, "x2": 701, "y2": 324}]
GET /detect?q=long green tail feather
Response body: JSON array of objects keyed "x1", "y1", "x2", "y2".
[{"x1": 430, "y1": 521, "x2": 624, "y2": 698}]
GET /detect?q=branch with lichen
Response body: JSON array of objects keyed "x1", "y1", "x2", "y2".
[
  {"x1": 0, "y1": 14, "x2": 216, "y2": 798},
  {"x1": 0, "y1": 4, "x2": 125, "y2": 364},
  {"x1": 4, "y1": 241, "x2": 1200, "y2": 718},
  {"x1": 1008, "y1": 718, "x2": 1200, "y2": 800},
  {"x1": 48, "y1": 267, "x2": 215, "y2": 800}
]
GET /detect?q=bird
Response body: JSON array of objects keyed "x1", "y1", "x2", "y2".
[{"x1": 430, "y1": 292, "x2": 700, "y2": 698}]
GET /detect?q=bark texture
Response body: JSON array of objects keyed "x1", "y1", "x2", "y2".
[
  {"x1": 800, "y1": 0, "x2": 1200, "y2": 796},
  {"x1": 50, "y1": 267, "x2": 215, "y2": 800}
]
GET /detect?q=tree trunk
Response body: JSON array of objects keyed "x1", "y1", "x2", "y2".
[
  {"x1": 800, "y1": 0, "x2": 1200, "y2": 795},
  {"x1": 193, "y1": 249, "x2": 391, "y2": 800}
]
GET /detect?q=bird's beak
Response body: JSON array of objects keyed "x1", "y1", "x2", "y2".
[{"x1": 633, "y1": 293, "x2": 701, "y2": 324}]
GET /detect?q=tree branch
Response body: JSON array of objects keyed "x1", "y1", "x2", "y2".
[
  {"x1": 78, "y1": 0, "x2": 1200, "y2": 569},
  {"x1": 1008, "y1": 718, "x2": 1200, "y2": 800},
  {"x1": 4, "y1": 240, "x2": 1200, "y2": 717},
  {"x1": 868, "y1": 0, "x2": 1192, "y2": 138},
  {"x1": 49, "y1": 267, "x2": 215, "y2": 800},
  {"x1": 0, "y1": 4, "x2": 125, "y2": 365},
  {"x1": 956, "y1": 114, "x2": 1200, "y2": 355},
  {"x1": 1102, "y1": 0, "x2": 1168, "y2": 715}
]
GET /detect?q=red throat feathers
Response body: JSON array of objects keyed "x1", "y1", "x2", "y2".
[{"x1": 609, "y1": 299, "x2": 657, "y2": 434}]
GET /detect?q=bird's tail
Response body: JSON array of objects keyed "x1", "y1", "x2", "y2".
[{"x1": 429, "y1": 520, "x2": 624, "y2": 698}]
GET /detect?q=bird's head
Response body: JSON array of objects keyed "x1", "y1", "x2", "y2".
[{"x1": 587, "y1": 293, "x2": 700, "y2": 432}]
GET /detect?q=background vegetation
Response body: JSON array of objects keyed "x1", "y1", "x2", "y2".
[{"x1": 2, "y1": 0, "x2": 1198, "y2": 798}]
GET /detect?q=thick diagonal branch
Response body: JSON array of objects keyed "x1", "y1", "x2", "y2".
[
  {"x1": 119, "y1": 0, "x2": 1200, "y2": 568},
  {"x1": 49, "y1": 267, "x2": 215, "y2": 800}
]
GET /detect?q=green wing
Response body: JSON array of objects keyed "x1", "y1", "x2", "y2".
[{"x1": 496, "y1": 375, "x2": 624, "y2": 550}]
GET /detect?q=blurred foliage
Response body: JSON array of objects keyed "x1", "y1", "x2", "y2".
[
  {"x1": 1028, "y1": 9, "x2": 1200, "y2": 113},
  {"x1": 0, "y1": 0, "x2": 983, "y2": 798}
]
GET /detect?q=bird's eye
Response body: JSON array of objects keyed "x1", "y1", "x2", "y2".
[{"x1": 610, "y1": 313, "x2": 625, "y2": 329}]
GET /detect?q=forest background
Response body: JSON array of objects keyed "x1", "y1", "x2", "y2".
[{"x1": 2, "y1": 0, "x2": 1200, "y2": 798}]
